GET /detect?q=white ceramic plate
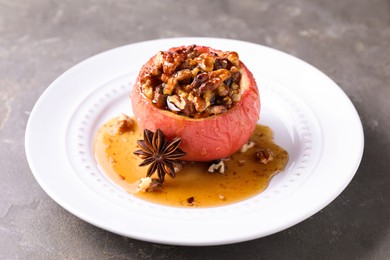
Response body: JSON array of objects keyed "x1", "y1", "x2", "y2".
[{"x1": 25, "y1": 38, "x2": 364, "y2": 246}]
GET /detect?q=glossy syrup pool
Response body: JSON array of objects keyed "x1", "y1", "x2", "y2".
[{"x1": 94, "y1": 117, "x2": 288, "y2": 207}]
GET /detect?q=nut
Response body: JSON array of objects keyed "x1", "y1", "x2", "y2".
[
  {"x1": 256, "y1": 148, "x2": 274, "y2": 164},
  {"x1": 196, "y1": 53, "x2": 215, "y2": 72},
  {"x1": 193, "y1": 96, "x2": 208, "y2": 113},
  {"x1": 226, "y1": 51, "x2": 239, "y2": 66},
  {"x1": 141, "y1": 81, "x2": 154, "y2": 100},
  {"x1": 163, "y1": 77, "x2": 177, "y2": 95},
  {"x1": 152, "y1": 85, "x2": 167, "y2": 108},
  {"x1": 240, "y1": 140, "x2": 255, "y2": 153},
  {"x1": 217, "y1": 84, "x2": 229, "y2": 96},
  {"x1": 208, "y1": 160, "x2": 226, "y2": 174},
  {"x1": 173, "y1": 162, "x2": 183, "y2": 173},
  {"x1": 138, "y1": 177, "x2": 163, "y2": 192},
  {"x1": 113, "y1": 114, "x2": 134, "y2": 135},
  {"x1": 211, "y1": 69, "x2": 231, "y2": 82},
  {"x1": 167, "y1": 94, "x2": 186, "y2": 110}
]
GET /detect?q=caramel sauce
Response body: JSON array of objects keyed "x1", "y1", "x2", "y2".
[{"x1": 94, "y1": 117, "x2": 288, "y2": 207}]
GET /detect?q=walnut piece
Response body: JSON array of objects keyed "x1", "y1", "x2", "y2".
[
  {"x1": 256, "y1": 148, "x2": 274, "y2": 164},
  {"x1": 113, "y1": 114, "x2": 134, "y2": 135},
  {"x1": 240, "y1": 140, "x2": 255, "y2": 153},
  {"x1": 138, "y1": 177, "x2": 163, "y2": 192},
  {"x1": 173, "y1": 162, "x2": 183, "y2": 173},
  {"x1": 208, "y1": 160, "x2": 226, "y2": 174}
]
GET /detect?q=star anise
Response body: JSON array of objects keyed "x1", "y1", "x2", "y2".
[{"x1": 133, "y1": 128, "x2": 186, "y2": 183}]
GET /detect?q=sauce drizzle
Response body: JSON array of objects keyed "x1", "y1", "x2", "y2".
[{"x1": 94, "y1": 116, "x2": 288, "y2": 207}]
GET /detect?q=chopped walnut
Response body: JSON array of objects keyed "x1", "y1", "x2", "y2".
[
  {"x1": 113, "y1": 114, "x2": 134, "y2": 135},
  {"x1": 141, "y1": 81, "x2": 154, "y2": 100},
  {"x1": 173, "y1": 162, "x2": 183, "y2": 173},
  {"x1": 138, "y1": 177, "x2": 163, "y2": 192},
  {"x1": 138, "y1": 177, "x2": 152, "y2": 192},
  {"x1": 138, "y1": 45, "x2": 243, "y2": 118},
  {"x1": 193, "y1": 96, "x2": 208, "y2": 113},
  {"x1": 240, "y1": 140, "x2": 255, "y2": 153},
  {"x1": 208, "y1": 160, "x2": 226, "y2": 174},
  {"x1": 226, "y1": 51, "x2": 240, "y2": 66},
  {"x1": 195, "y1": 53, "x2": 215, "y2": 72},
  {"x1": 167, "y1": 94, "x2": 186, "y2": 110},
  {"x1": 256, "y1": 148, "x2": 274, "y2": 164},
  {"x1": 152, "y1": 85, "x2": 167, "y2": 108}
]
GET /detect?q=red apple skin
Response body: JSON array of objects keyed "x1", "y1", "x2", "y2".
[{"x1": 131, "y1": 46, "x2": 260, "y2": 162}]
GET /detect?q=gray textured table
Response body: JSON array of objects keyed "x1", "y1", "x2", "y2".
[{"x1": 1, "y1": 0, "x2": 389, "y2": 259}]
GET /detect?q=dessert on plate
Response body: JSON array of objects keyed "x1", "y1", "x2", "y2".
[
  {"x1": 131, "y1": 45, "x2": 260, "y2": 161},
  {"x1": 94, "y1": 45, "x2": 288, "y2": 207}
]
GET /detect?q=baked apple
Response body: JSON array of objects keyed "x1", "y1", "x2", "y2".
[{"x1": 131, "y1": 45, "x2": 260, "y2": 161}]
